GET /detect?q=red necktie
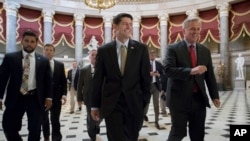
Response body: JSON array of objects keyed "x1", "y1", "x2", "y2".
[
  {"x1": 190, "y1": 45, "x2": 199, "y2": 92},
  {"x1": 190, "y1": 45, "x2": 196, "y2": 67}
]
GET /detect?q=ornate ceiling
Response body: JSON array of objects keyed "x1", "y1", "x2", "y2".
[{"x1": 71, "y1": 0, "x2": 175, "y2": 4}]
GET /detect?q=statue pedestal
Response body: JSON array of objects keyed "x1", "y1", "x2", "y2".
[{"x1": 234, "y1": 79, "x2": 245, "y2": 90}]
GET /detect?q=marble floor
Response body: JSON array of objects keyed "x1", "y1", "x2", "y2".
[{"x1": 0, "y1": 90, "x2": 250, "y2": 141}]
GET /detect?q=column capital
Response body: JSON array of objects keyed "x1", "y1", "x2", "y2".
[
  {"x1": 103, "y1": 15, "x2": 113, "y2": 27},
  {"x1": 158, "y1": 13, "x2": 169, "y2": 26},
  {"x1": 216, "y1": 2, "x2": 230, "y2": 17},
  {"x1": 3, "y1": 1, "x2": 20, "y2": 16},
  {"x1": 42, "y1": 9, "x2": 55, "y2": 22},
  {"x1": 133, "y1": 15, "x2": 141, "y2": 27},
  {"x1": 186, "y1": 9, "x2": 199, "y2": 18},
  {"x1": 74, "y1": 13, "x2": 85, "y2": 26}
]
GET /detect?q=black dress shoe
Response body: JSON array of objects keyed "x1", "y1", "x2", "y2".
[
  {"x1": 69, "y1": 111, "x2": 74, "y2": 114},
  {"x1": 96, "y1": 127, "x2": 100, "y2": 134},
  {"x1": 144, "y1": 115, "x2": 148, "y2": 121},
  {"x1": 78, "y1": 107, "x2": 82, "y2": 111},
  {"x1": 155, "y1": 122, "x2": 160, "y2": 129}
]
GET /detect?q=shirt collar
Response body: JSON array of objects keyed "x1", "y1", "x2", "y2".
[
  {"x1": 116, "y1": 38, "x2": 129, "y2": 49},
  {"x1": 22, "y1": 50, "x2": 35, "y2": 57},
  {"x1": 183, "y1": 39, "x2": 196, "y2": 49}
]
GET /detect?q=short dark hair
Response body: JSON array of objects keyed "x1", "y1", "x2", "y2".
[
  {"x1": 22, "y1": 30, "x2": 38, "y2": 42},
  {"x1": 113, "y1": 13, "x2": 133, "y2": 25},
  {"x1": 44, "y1": 43, "x2": 55, "y2": 52}
]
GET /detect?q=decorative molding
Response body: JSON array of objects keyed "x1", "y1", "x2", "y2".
[
  {"x1": 133, "y1": 15, "x2": 141, "y2": 27},
  {"x1": 103, "y1": 15, "x2": 113, "y2": 27},
  {"x1": 3, "y1": 2, "x2": 20, "y2": 17},
  {"x1": 186, "y1": 9, "x2": 199, "y2": 18},
  {"x1": 216, "y1": 2, "x2": 230, "y2": 17},
  {"x1": 74, "y1": 13, "x2": 85, "y2": 26},
  {"x1": 42, "y1": 9, "x2": 55, "y2": 22},
  {"x1": 158, "y1": 13, "x2": 169, "y2": 26}
]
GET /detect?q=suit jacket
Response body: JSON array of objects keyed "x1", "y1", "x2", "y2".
[
  {"x1": 152, "y1": 60, "x2": 164, "y2": 91},
  {"x1": 52, "y1": 60, "x2": 67, "y2": 102},
  {"x1": 91, "y1": 39, "x2": 151, "y2": 118},
  {"x1": 67, "y1": 69, "x2": 79, "y2": 90},
  {"x1": 163, "y1": 40, "x2": 219, "y2": 111},
  {"x1": 77, "y1": 65, "x2": 93, "y2": 112},
  {"x1": 0, "y1": 51, "x2": 52, "y2": 108}
]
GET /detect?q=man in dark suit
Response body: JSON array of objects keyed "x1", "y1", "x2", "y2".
[
  {"x1": 144, "y1": 49, "x2": 164, "y2": 129},
  {"x1": 90, "y1": 13, "x2": 151, "y2": 141},
  {"x1": 42, "y1": 44, "x2": 67, "y2": 141},
  {"x1": 163, "y1": 17, "x2": 221, "y2": 141},
  {"x1": 77, "y1": 49, "x2": 101, "y2": 141},
  {"x1": 67, "y1": 61, "x2": 80, "y2": 114},
  {"x1": 0, "y1": 31, "x2": 52, "y2": 141}
]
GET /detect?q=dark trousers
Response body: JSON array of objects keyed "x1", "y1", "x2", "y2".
[
  {"x1": 42, "y1": 100, "x2": 62, "y2": 141},
  {"x1": 86, "y1": 109, "x2": 101, "y2": 141},
  {"x1": 105, "y1": 94, "x2": 143, "y2": 141},
  {"x1": 167, "y1": 92, "x2": 206, "y2": 141},
  {"x1": 2, "y1": 93, "x2": 42, "y2": 141}
]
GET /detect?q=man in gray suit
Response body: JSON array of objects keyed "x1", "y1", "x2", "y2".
[
  {"x1": 163, "y1": 17, "x2": 221, "y2": 141},
  {"x1": 0, "y1": 31, "x2": 52, "y2": 141},
  {"x1": 91, "y1": 13, "x2": 151, "y2": 141},
  {"x1": 77, "y1": 49, "x2": 101, "y2": 141}
]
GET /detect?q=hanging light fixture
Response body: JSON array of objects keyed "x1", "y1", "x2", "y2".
[{"x1": 84, "y1": 0, "x2": 117, "y2": 12}]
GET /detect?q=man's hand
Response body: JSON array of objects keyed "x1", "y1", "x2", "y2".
[
  {"x1": 213, "y1": 99, "x2": 221, "y2": 108},
  {"x1": 91, "y1": 109, "x2": 100, "y2": 121},
  {"x1": 190, "y1": 65, "x2": 207, "y2": 75},
  {"x1": 61, "y1": 95, "x2": 67, "y2": 105},
  {"x1": 45, "y1": 99, "x2": 52, "y2": 111},
  {"x1": 150, "y1": 71, "x2": 160, "y2": 77}
]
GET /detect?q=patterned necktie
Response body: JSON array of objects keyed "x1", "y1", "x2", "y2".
[
  {"x1": 190, "y1": 45, "x2": 199, "y2": 92},
  {"x1": 20, "y1": 54, "x2": 30, "y2": 95},
  {"x1": 120, "y1": 45, "x2": 127, "y2": 76}
]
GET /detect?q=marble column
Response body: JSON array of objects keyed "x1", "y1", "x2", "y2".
[
  {"x1": 103, "y1": 15, "x2": 113, "y2": 44},
  {"x1": 217, "y1": 2, "x2": 230, "y2": 90},
  {"x1": 74, "y1": 13, "x2": 85, "y2": 66},
  {"x1": 158, "y1": 14, "x2": 168, "y2": 62},
  {"x1": 3, "y1": 2, "x2": 20, "y2": 53},
  {"x1": 42, "y1": 9, "x2": 54, "y2": 44},
  {"x1": 133, "y1": 15, "x2": 141, "y2": 41}
]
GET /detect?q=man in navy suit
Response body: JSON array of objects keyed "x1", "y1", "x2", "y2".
[
  {"x1": 163, "y1": 17, "x2": 221, "y2": 141},
  {"x1": 91, "y1": 13, "x2": 151, "y2": 141},
  {"x1": 0, "y1": 31, "x2": 52, "y2": 141},
  {"x1": 42, "y1": 44, "x2": 67, "y2": 141}
]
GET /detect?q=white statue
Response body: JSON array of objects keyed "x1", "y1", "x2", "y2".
[
  {"x1": 235, "y1": 53, "x2": 245, "y2": 79},
  {"x1": 88, "y1": 35, "x2": 98, "y2": 51}
]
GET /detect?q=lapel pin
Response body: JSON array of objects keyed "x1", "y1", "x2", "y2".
[{"x1": 131, "y1": 46, "x2": 134, "y2": 49}]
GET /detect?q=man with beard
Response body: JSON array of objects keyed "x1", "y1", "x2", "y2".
[{"x1": 0, "y1": 31, "x2": 53, "y2": 141}]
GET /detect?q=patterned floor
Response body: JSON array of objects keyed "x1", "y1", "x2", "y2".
[{"x1": 0, "y1": 90, "x2": 250, "y2": 141}]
